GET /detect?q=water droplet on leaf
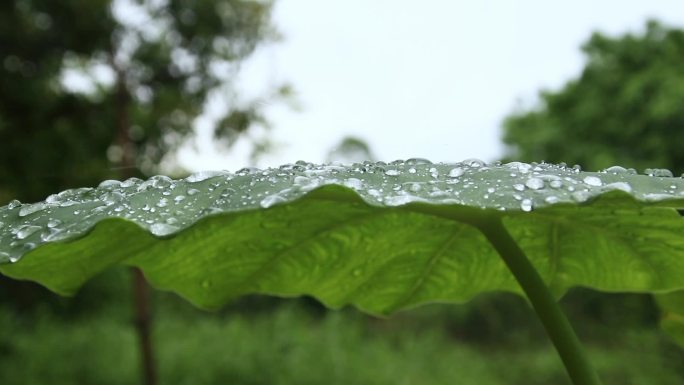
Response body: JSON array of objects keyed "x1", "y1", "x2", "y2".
[
  {"x1": 525, "y1": 178, "x2": 544, "y2": 190},
  {"x1": 645, "y1": 168, "x2": 674, "y2": 177},
  {"x1": 464, "y1": 158, "x2": 485, "y2": 168},
  {"x1": 98, "y1": 180, "x2": 122, "y2": 189},
  {"x1": 583, "y1": 176, "x2": 602, "y2": 187},
  {"x1": 260, "y1": 194, "x2": 287, "y2": 208},
  {"x1": 520, "y1": 199, "x2": 533, "y2": 212},
  {"x1": 19, "y1": 202, "x2": 48, "y2": 217},
  {"x1": 150, "y1": 223, "x2": 179, "y2": 236},
  {"x1": 405, "y1": 158, "x2": 432, "y2": 165},
  {"x1": 16, "y1": 225, "x2": 41, "y2": 239},
  {"x1": 448, "y1": 168, "x2": 464, "y2": 178}
]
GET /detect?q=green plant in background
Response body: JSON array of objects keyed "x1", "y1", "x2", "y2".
[
  {"x1": 0, "y1": 0, "x2": 285, "y2": 203},
  {"x1": 2, "y1": 160, "x2": 684, "y2": 385},
  {"x1": 503, "y1": 20, "x2": 684, "y2": 173}
]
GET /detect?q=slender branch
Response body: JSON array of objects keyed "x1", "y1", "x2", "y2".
[
  {"x1": 133, "y1": 268, "x2": 157, "y2": 385},
  {"x1": 113, "y1": 59, "x2": 157, "y2": 385},
  {"x1": 475, "y1": 214, "x2": 603, "y2": 385}
]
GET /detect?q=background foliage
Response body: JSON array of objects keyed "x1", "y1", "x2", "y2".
[
  {"x1": 503, "y1": 20, "x2": 684, "y2": 175},
  {"x1": 0, "y1": 0, "x2": 285, "y2": 204}
]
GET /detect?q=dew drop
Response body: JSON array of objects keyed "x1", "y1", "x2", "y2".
[
  {"x1": 150, "y1": 223, "x2": 179, "y2": 236},
  {"x1": 98, "y1": 179, "x2": 122, "y2": 189},
  {"x1": 187, "y1": 188, "x2": 200, "y2": 196},
  {"x1": 47, "y1": 219, "x2": 62, "y2": 228},
  {"x1": 121, "y1": 178, "x2": 141, "y2": 188},
  {"x1": 525, "y1": 178, "x2": 544, "y2": 190},
  {"x1": 644, "y1": 168, "x2": 674, "y2": 178},
  {"x1": 41, "y1": 228, "x2": 71, "y2": 242},
  {"x1": 236, "y1": 167, "x2": 260, "y2": 176},
  {"x1": 506, "y1": 162, "x2": 532, "y2": 173},
  {"x1": 16, "y1": 225, "x2": 41, "y2": 239},
  {"x1": 513, "y1": 184, "x2": 525, "y2": 191},
  {"x1": 7, "y1": 199, "x2": 21, "y2": 209},
  {"x1": 385, "y1": 169, "x2": 401, "y2": 176},
  {"x1": 549, "y1": 180, "x2": 563, "y2": 189},
  {"x1": 464, "y1": 158, "x2": 485, "y2": 168},
  {"x1": 19, "y1": 202, "x2": 48, "y2": 217},
  {"x1": 185, "y1": 170, "x2": 226, "y2": 182},
  {"x1": 603, "y1": 166, "x2": 628, "y2": 174},
  {"x1": 544, "y1": 196, "x2": 559, "y2": 204},
  {"x1": 343, "y1": 178, "x2": 363, "y2": 190},
  {"x1": 583, "y1": 176, "x2": 603, "y2": 187},
  {"x1": 520, "y1": 199, "x2": 533, "y2": 212},
  {"x1": 138, "y1": 175, "x2": 173, "y2": 192},
  {"x1": 604, "y1": 182, "x2": 632, "y2": 193},
  {"x1": 571, "y1": 191, "x2": 591, "y2": 202},
  {"x1": 260, "y1": 194, "x2": 287, "y2": 208},
  {"x1": 99, "y1": 192, "x2": 123, "y2": 206},
  {"x1": 448, "y1": 168, "x2": 464, "y2": 178},
  {"x1": 405, "y1": 158, "x2": 432, "y2": 165}
]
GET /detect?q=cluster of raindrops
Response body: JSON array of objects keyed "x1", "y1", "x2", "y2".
[{"x1": 1, "y1": 159, "x2": 683, "y2": 263}]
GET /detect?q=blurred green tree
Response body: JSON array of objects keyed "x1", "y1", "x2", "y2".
[
  {"x1": 502, "y1": 20, "x2": 684, "y2": 174},
  {"x1": 326, "y1": 136, "x2": 375, "y2": 164},
  {"x1": 0, "y1": 0, "x2": 288, "y2": 204},
  {"x1": 0, "y1": 2, "x2": 287, "y2": 384}
]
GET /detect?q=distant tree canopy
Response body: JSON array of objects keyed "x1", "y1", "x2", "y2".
[
  {"x1": 326, "y1": 136, "x2": 375, "y2": 164},
  {"x1": 0, "y1": 0, "x2": 285, "y2": 204},
  {"x1": 502, "y1": 20, "x2": 684, "y2": 175}
]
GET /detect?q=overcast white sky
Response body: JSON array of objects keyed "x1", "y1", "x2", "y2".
[{"x1": 177, "y1": 0, "x2": 684, "y2": 172}]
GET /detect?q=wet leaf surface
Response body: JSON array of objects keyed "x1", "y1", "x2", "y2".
[{"x1": 1, "y1": 160, "x2": 684, "y2": 317}]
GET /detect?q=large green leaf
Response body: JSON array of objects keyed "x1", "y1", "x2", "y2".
[{"x1": 1, "y1": 160, "x2": 684, "y2": 315}]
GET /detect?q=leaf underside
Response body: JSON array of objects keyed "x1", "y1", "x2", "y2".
[{"x1": 1, "y1": 161, "x2": 684, "y2": 317}]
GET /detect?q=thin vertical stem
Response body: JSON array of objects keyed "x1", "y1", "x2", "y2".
[
  {"x1": 132, "y1": 268, "x2": 157, "y2": 385},
  {"x1": 476, "y1": 215, "x2": 603, "y2": 385},
  {"x1": 114, "y1": 62, "x2": 157, "y2": 385}
]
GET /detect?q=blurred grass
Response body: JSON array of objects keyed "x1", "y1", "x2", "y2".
[{"x1": 0, "y1": 268, "x2": 682, "y2": 385}]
